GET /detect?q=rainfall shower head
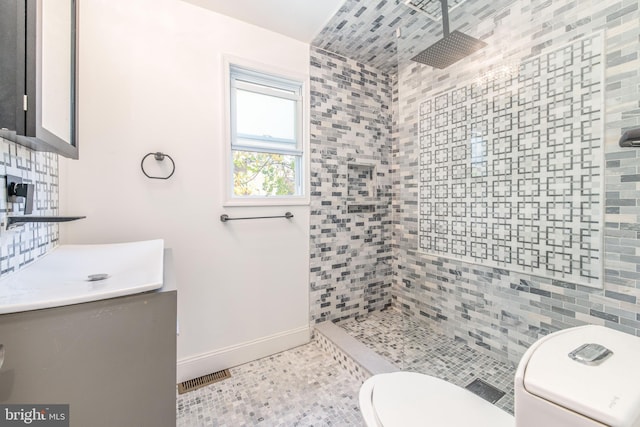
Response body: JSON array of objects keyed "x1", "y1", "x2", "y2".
[
  {"x1": 411, "y1": 30, "x2": 486, "y2": 69},
  {"x1": 410, "y1": 0, "x2": 486, "y2": 69}
]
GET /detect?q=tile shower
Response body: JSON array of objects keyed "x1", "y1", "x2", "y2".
[
  {"x1": 310, "y1": 0, "x2": 640, "y2": 373},
  {"x1": 309, "y1": 47, "x2": 394, "y2": 323}
]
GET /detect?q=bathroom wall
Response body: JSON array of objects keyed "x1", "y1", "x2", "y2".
[
  {"x1": 59, "y1": 0, "x2": 311, "y2": 382},
  {"x1": 0, "y1": 137, "x2": 59, "y2": 274},
  {"x1": 311, "y1": 0, "x2": 516, "y2": 75},
  {"x1": 309, "y1": 47, "x2": 393, "y2": 323},
  {"x1": 394, "y1": 0, "x2": 640, "y2": 364},
  {"x1": 311, "y1": 0, "x2": 640, "y2": 365}
]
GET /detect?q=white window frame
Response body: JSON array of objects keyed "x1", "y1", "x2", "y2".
[{"x1": 223, "y1": 56, "x2": 309, "y2": 207}]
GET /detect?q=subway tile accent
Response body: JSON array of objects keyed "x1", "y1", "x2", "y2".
[
  {"x1": 312, "y1": 0, "x2": 640, "y2": 366},
  {"x1": 309, "y1": 47, "x2": 394, "y2": 324},
  {"x1": 393, "y1": 0, "x2": 640, "y2": 364},
  {"x1": 313, "y1": 0, "x2": 517, "y2": 74}
]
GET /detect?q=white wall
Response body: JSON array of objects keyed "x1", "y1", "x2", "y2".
[{"x1": 59, "y1": 0, "x2": 311, "y2": 382}]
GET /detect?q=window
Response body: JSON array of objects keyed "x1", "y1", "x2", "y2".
[{"x1": 228, "y1": 64, "x2": 305, "y2": 202}]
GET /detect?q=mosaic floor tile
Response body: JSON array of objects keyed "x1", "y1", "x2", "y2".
[
  {"x1": 338, "y1": 309, "x2": 517, "y2": 414},
  {"x1": 177, "y1": 310, "x2": 521, "y2": 425},
  {"x1": 176, "y1": 340, "x2": 364, "y2": 426}
]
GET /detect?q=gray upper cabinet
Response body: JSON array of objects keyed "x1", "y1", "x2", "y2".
[{"x1": 0, "y1": 0, "x2": 78, "y2": 159}]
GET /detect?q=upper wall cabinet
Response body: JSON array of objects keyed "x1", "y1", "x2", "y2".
[{"x1": 0, "y1": 0, "x2": 79, "y2": 159}]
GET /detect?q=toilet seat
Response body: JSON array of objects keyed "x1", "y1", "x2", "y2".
[{"x1": 360, "y1": 372, "x2": 514, "y2": 427}]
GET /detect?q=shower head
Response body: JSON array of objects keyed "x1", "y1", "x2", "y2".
[
  {"x1": 410, "y1": 0, "x2": 486, "y2": 69},
  {"x1": 411, "y1": 30, "x2": 486, "y2": 69}
]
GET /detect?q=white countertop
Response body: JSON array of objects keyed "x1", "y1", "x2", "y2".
[{"x1": 0, "y1": 239, "x2": 165, "y2": 314}]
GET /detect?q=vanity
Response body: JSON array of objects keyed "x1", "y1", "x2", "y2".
[{"x1": 0, "y1": 241, "x2": 177, "y2": 426}]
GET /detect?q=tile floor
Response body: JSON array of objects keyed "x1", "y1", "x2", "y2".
[
  {"x1": 339, "y1": 309, "x2": 517, "y2": 414},
  {"x1": 176, "y1": 340, "x2": 364, "y2": 426},
  {"x1": 176, "y1": 309, "x2": 517, "y2": 426}
]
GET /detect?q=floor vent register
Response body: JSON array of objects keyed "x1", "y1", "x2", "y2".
[{"x1": 178, "y1": 369, "x2": 232, "y2": 394}]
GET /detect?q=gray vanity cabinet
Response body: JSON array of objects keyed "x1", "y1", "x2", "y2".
[{"x1": 0, "y1": 254, "x2": 177, "y2": 426}]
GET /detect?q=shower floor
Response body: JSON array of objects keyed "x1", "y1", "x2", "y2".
[{"x1": 337, "y1": 309, "x2": 516, "y2": 414}]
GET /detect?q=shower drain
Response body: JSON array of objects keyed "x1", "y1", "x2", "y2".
[
  {"x1": 178, "y1": 369, "x2": 231, "y2": 394},
  {"x1": 465, "y1": 378, "x2": 505, "y2": 404}
]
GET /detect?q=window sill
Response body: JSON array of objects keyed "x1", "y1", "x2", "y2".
[{"x1": 223, "y1": 196, "x2": 310, "y2": 208}]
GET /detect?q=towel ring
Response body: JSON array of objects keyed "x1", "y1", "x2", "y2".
[{"x1": 141, "y1": 152, "x2": 175, "y2": 180}]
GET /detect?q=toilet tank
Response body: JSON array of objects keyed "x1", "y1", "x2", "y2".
[{"x1": 514, "y1": 325, "x2": 640, "y2": 427}]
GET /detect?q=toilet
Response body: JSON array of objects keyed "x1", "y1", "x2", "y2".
[{"x1": 359, "y1": 325, "x2": 640, "y2": 427}]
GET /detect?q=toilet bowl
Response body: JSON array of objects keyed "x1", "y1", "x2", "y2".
[{"x1": 359, "y1": 325, "x2": 640, "y2": 427}]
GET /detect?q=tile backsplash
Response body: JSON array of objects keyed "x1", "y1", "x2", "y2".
[{"x1": 0, "y1": 137, "x2": 59, "y2": 275}]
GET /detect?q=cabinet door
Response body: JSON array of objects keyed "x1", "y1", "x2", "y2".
[
  {"x1": 0, "y1": 0, "x2": 79, "y2": 159},
  {"x1": 0, "y1": 0, "x2": 26, "y2": 134},
  {"x1": 0, "y1": 291, "x2": 176, "y2": 427}
]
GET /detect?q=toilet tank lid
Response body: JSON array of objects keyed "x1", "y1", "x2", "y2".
[{"x1": 523, "y1": 325, "x2": 640, "y2": 426}]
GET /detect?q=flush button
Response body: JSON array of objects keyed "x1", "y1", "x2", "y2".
[{"x1": 568, "y1": 343, "x2": 613, "y2": 366}]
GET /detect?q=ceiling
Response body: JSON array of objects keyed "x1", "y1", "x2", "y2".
[
  {"x1": 181, "y1": 0, "x2": 347, "y2": 43},
  {"x1": 180, "y1": 0, "x2": 515, "y2": 74},
  {"x1": 313, "y1": 0, "x2": 517, "y2": 74}
]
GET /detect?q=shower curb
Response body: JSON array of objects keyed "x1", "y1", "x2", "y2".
[{"x1": 315, "y1": 322, "x2": 398, "y2": 383}]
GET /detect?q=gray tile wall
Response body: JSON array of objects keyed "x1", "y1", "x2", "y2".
[
  {"x1": 0, "y1": 137, "x2": 59, "y2": 275},
  {"x1": 393, "y1": 0, "x2": 640, "y2": 364},
  {"x1": 312, "y1": 0, "x2": 640, "y2": 365},
  {"x1": 309, "y1": 47, "x2": 394, "y2": 324},
  {"x1": 313, "y1": 0, "x2": 518, "y2": 74},
  {"x1": 417, "y1": 32, "x2": 605, "y2": 288}
]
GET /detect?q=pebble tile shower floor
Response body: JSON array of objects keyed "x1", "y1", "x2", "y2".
[{"x1": 176, "y1": 309, "x2": 517, "y2": 425}]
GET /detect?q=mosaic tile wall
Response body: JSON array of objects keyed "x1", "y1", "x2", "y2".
[
  {"x1": 311, "y1": 0, "x2": 640, "y2": 366},
  {"x1": 0, "y1": 137, "x2": 59, "y2": 275},
  {"x1": 393, "y1": 0, "x2": 640, "y2": 364},
  {"x1": 404, "y1": 0, "x2": 470, "y2": 21},
  {"x1": 309, "y1": 47, "x2": 394, "y2": 324},
  {"x1": 315, "y1": 329, "x2": 370, "y2": 383},
  {"x1": 313, "y1": 0, "x2": 517, "y2": 73},
  {"x1": 419, "y1": 32, "x2": 605, "y2": 287}
]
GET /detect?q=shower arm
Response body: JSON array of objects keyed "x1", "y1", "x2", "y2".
[{"x1": 440, "y1": 0, "x2": 450, "y2": 37}]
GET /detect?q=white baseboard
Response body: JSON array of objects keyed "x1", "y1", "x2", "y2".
[{"x1": 177, "y1": 325, "x2": 311, "y2": 383}]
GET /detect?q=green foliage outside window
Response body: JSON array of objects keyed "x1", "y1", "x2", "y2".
[{"x1": 233, "y1": 151, "x2": 297, "y2": 196}]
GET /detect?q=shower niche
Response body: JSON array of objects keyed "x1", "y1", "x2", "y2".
[{"x1": 347, "y1": 162, "x2": 376, "y2": 213}]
